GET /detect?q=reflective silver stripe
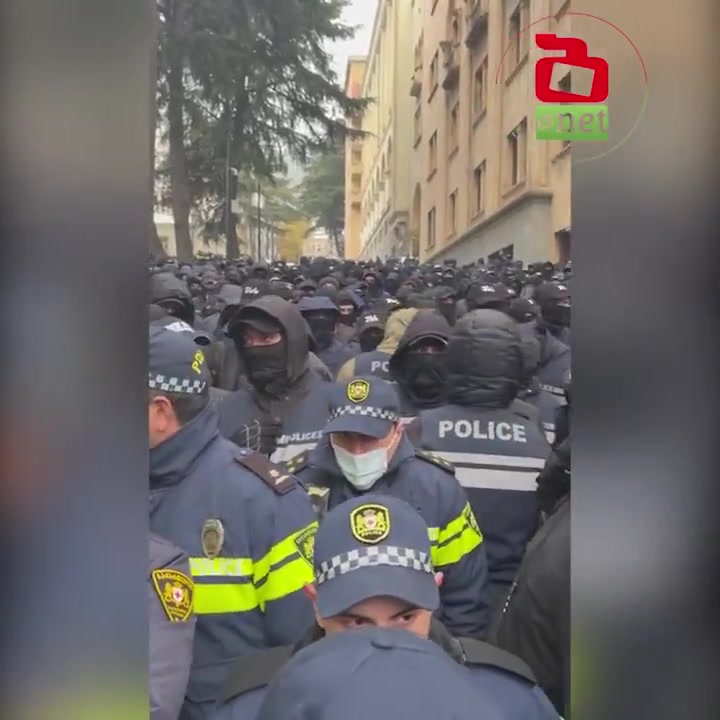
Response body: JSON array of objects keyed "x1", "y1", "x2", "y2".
[
  {"x1": 189, "y1": 557, "x2": 253, "y2": 577},
  {"x1": 271, "y1": 442, "x2": 318, "y2": 464},
  {"x1": 455, "y1": 467, "x2": 538, "y2": 492},
  {"x1": 437, "y1": 452, "x2": 546, "y2": 470}
]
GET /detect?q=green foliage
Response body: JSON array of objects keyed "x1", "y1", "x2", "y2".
[
  {"x1": 298, "y1": 145, "x2": 345, "y2": 256},
  {"x1": 156, "y1": 0, "x2": 368, "y2": 252}
]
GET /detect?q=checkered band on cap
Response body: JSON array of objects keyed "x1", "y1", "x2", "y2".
[
  {"x1": 330, "y1": 405, "x2": 400, "y2": 422},
  {"x1": 315, "y1": 545, "x2": 433, "y2": 585},
  {"x1": 148, "y1": 373, "x2": 207, "y2": 395}
]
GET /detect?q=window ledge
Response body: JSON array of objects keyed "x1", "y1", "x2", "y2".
[
  {"x1": 552, "y1": 143, "x2": 572, "y2": 162},
  {"x1": 448, "y1": 145, "x2": 459, "y2": 160},
  {"x1": 504, "y1": 52, "x2": 529, "y2": 87},
  {"x1": 427, "y1": 168, "x2": 437, "y2": 182},
  {"x1": 428, "y1": 84, "x2": 439, "y2": 103},
  {"x1": 501, "y1": 179, "x2": 527, "y2": 199},
  {"x1": 446, "y1": 231, "x2": 458, "y2": 242},
  {"x1": 469, "y1": 209, "x2": 486, "y2": 224},
  {"x1": 413, "y1": 135, "x2": 423, "y2": 149},
  {"x1": 472, "y1": 107, "x2": 487, "y2": 130}
]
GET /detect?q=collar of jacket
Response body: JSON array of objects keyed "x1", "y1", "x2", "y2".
[
  {"x1": 293, "y1": 618, "x2": 464, "y2": 663},
  {"x1": 150, "y1": 404, "x2": 220, "y2": 488},
  {"x1": 307, "y1": 434, "x2": 415, "y2": 481}
]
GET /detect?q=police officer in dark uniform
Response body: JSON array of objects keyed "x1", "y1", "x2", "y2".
[
  {"x1": 533, "y1": 282, "x2": 571, "y2": 345},
  {"x1": 150, "y1": 533, "x2": 195, "y2": 720},
  {"x1": 151, "y1": 271, "x2": 197, "y2": 326},
  {"x1": 148, "y1": 326, "x2": 318, "y2": 719},
  {"x1": 406, "y1": 310, "x2": 550, "y2": 613},
  {"x1": 212, "y1": 496, "x2": 558, "y2": 720},
  {"x1": 297, "y1": 295, "x2": 356, "y2": 378},
  {"x1": 523, "y1": 283, "x2": 570, "y2": 400},
  {"x1": 216, "y1": 296, "x2": 336, "y2": 462},
  {"x1": 285, "y1": 378, "x2": 491, "y2": 638},
  {"x1": 336, "y1": 308, "x2": 419, "y2": 382}
]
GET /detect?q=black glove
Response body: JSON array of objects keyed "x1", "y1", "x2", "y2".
[{"x1": 229, "y1": 417, "x2": 282, "y2": 456}]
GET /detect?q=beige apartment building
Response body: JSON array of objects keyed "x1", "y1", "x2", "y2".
[
  {"x1": 409, "y1": 0, "x2": 571, "y2": 264},
  {"x1": 347, "y1": 0, "x2": 416, "y2": 260},
  {"x1": 343, "y1": 58, "x2": 366, "y2": 260}
]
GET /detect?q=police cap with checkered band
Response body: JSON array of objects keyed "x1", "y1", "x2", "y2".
[
  {"x1": 312, "y1": 494, "x2": 439, "y2": 619},
  {"x1": 324, "y1": 377, "x2": 400, "y2": 439},
  {"x1": 148, "y1": 325, "x2": 211, "y2": 395}
]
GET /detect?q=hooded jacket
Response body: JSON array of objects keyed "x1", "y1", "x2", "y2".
[
  {"x1": 389, "y1": 310, "x2": 450, "y2": 417},
  {"x1": 150, "y1": 272, "x2": 195, "y2": 326},
  {"x1": 524, "y1": 322, "x2": 570, "y2": 399},
  {"x1": 407, "y1": 311, "x2": 550, "y2": 610},
  {"x1": 336, "y1": 308, "x2": 420, "y2": 383},
  {"x1": 198, "y1": 284, "x2": 245, "y2": 340},
  {"x1": 216, "y1": 296, "x2": 335, "y2": 463},
  {"x1": 444, "y1": 309, "x2": 524, "y2": 408}
]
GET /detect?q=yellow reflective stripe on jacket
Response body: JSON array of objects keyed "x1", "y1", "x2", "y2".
[
  {"x1": 189, "y1": 556, "x2": 257, "y2": 614},
  {"x1": 253, "y1": 522, "x2": 317, "y2": 610},
  {"x1": 193, "y1": 583, "x2": 258, "y2": 614},
  {"x1": 428, "y1": 504, "x2": 483, "y2": 568}
]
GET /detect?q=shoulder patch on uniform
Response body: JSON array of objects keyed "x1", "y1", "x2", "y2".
[
  {"x1": 457, "y1": 638, "x2": 538, "y2": 685},
  {"x1": 284, "y1": 449, "x2": 309, "y2": 475},
  {"x1": 293, "y1": 524, "x2": 317, "y2": 567},
  {"x1": 236, "y1": 453, "x2": 296, "y2": 494},
  {"x1": 415, "y1": 449, "x2": 455, "y2": 474},
  {"x1": 151, "y1": 569, "x2": 194, "y2": 622}
]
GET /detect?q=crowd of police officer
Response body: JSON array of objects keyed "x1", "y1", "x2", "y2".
[{"x1": 147, "y1": 254, "x2": 571, "y2": 720}]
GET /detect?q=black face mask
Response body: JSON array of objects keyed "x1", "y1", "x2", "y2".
[
  {"x1": 403, "y1": 352, "x2": 446, "y2": 406},
  {"x1": 306, "y1": 317, "x2": 336, "y2": 350},
  {"x1": 359, "y1": 329, "x2": 383, "y2": 353},
  {"x1": 542, "y1": 301, "x2": 571, "y2": 331},
  {"x1": 242, "y1": 342, "x2": 289, "y2": 394}
]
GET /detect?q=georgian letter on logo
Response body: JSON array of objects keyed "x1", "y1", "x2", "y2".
[{"x1": 535, "y1": 34, "x2": 609, "y2": 103}]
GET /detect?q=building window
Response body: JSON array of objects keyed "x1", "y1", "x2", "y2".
[
  {"x1": 428, "y1": 131, "x2": 438, "y2": 176},
  {"x1": 473, "y1": 57, "x2": 488, "y2": 117},
  {"x1": 448, "y1": 101, "x2": 459, "y2": 153},
  {"x1": 472, "y1": 161, "x2": 485, "y2": 216},
  {"x1": 431, "y1": 0, "x2": 439, "y2": 14},
  {"x1": 414, "y1": 105, "x2": 422, "y2": 146},
  {"x1": 427, "y1": 207, "x2": 436, "y2": 248},
  {"x1": 352, "y1": 148, "x2": 362, "y2": 164},
  {"x1": 429, "y1": 51, "x2": 439, "y2": 94},
  {"x1": 559, "y1": 72, "x2": 572, "y2": 149},
  {"x1": 448, "y1": 190, "x2": 458, "y2": 235},
  {"x1": 508, "y1": 2, "x2": 529, "y2": 68},
  {"x1": 507, "y1": 119, "x2": 527, "y2": 187},
  {"x1": 351, "y1": 173, "x2": 361, "y2": 192},
  {"x1": 351, "y1": 115, "x2": 362, "y2": 130}
]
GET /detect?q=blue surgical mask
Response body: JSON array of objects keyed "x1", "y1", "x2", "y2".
[{"x1": 330, "y1": 440, "x2": 388, "y2": 491}]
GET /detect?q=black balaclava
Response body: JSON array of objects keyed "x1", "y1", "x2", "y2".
[
  {"x1": 304, "y1": 311, "x2": 337, "y2": 350},
  {"x1": 384, "y1": 272, "x2": 400, "y2": 296},
  {"x1": 242, "y1": 340, "x2": 289, "y2": 396},
  {"x1": 358, "y1": 327, "x2": 383, "y2": 353},
  {"x1": 401, "y1": 346, "x2": 447, "y2": 407}
]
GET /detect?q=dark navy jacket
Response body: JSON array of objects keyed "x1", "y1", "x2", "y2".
[
  {"x1": 290, "y1": 436, "x2": 491, "y2": 639},
  {"x1": 407, "y1": 310, "x2": 550, "y2": 612},
  {"x1": 150, "y1": 405, "x2": 317, "y2": 719}
]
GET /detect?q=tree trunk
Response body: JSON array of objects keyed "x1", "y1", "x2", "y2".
[
  {"x1": 166, "y1": 0, "x2": 193, "y2": 263},
  {"x1": 226, "y1": 211, "x2": 239, "y2": 259},
  {"x1": 149, "y1": 0, "x2": 164, "y2": 258}
]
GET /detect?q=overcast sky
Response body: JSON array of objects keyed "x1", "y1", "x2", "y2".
[{"x1": 329, "y1": 0, "x2": 379, "y2": 79}]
